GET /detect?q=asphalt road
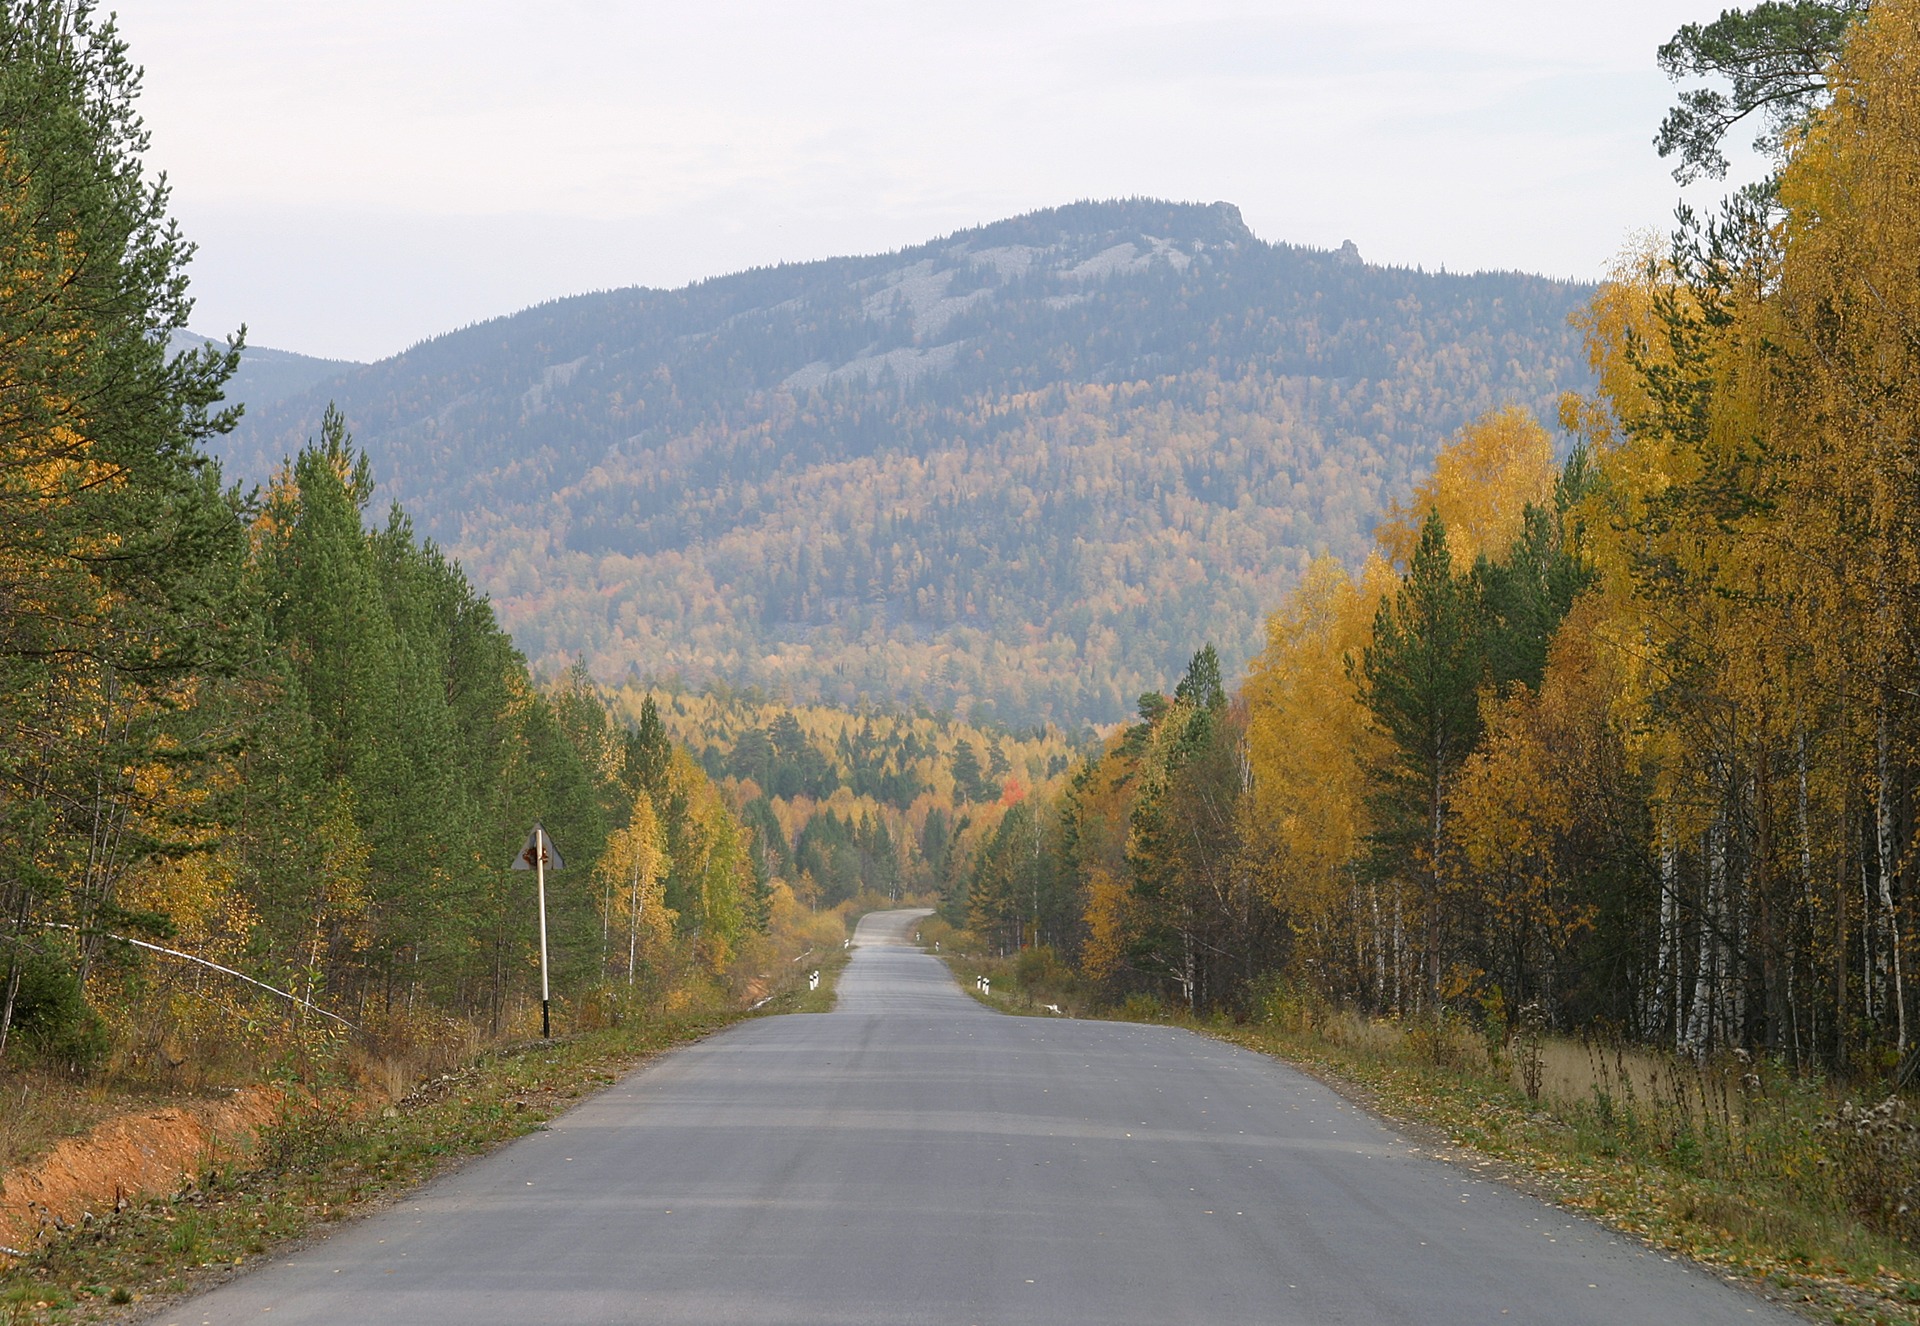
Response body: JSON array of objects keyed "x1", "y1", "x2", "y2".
[{"x1": 157, "y1": 909, "x2": 1799, "y2": 1325}]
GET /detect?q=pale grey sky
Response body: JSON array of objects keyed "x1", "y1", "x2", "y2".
[{"x1": 113, "y1": 1, "x2": 1765, "y2": 363}]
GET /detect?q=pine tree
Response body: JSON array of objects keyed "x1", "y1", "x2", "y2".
[
  {"x1": 0, "y1": 0, "x2": 246, "y2": 1059},
  {"x1": 1357, "y1": 511, "x2": 1485, "y2": 1008}
]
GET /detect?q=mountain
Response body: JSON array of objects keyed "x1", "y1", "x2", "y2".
[
  {"x1": 216, "y1": 199, "x2": 1595, "y2": 727},
  {"x1": 171, "y1": 331, "x2": 361, "y2": 421}
]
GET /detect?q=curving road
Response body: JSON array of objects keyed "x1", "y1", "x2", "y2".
[{"x1": 157, "y1": 909, "x2": 1797, "y2": 1325}]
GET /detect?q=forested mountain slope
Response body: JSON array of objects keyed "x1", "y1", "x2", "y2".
[{"x1": 220, "y1": 199, "x2": 1593, "y2": 725}]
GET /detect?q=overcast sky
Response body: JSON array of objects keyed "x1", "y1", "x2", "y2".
[{"x1": 113, "y1": 1, "x2": 1765, "y2": 363}]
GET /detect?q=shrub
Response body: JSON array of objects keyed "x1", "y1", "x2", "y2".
[
  {"x1": 1825, "y1": 1095, "x2": 1920, "y2": 1245},
  {"x1": 1404, "y1": 1010, "x2": 1484, "y2": 1073},
  {"x1": 1013, "y1": 945, "x2": 1068, "y2": 992},
  {"x1": 1252, "y1": 977, "x2": 1325, "y2": 1036},
  {"x1": 4, "y1": 950, "x2": 108, "y2": 1071}
]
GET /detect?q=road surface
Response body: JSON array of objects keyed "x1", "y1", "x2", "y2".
[{"x1": 156, "y1": 909, "x2": 1797, "y2": 1324}]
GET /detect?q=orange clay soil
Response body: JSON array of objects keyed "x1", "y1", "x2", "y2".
[{"x1": 0, "y1": 1085, "x2": 285, "y2": 1257}]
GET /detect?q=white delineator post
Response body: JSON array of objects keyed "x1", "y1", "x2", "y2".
[{"x1": 536, "y1": 827, "x2": 551, "y2": 1039}]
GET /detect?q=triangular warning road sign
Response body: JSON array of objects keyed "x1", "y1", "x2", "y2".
[{"x1": 511, "y1": 823, "x2": 563, "y2": 872}]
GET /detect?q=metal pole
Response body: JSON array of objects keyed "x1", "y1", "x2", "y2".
[{"x1": 537, "y1": 826, "x2": 552, "y2": 1039}]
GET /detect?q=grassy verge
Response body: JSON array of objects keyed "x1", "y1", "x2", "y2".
[
  {"x1": 773, "y1": 942, "x2": 853, "y2": 1015},
  {"x1": 1207, "y1": 1013, "x2": 1920, "y2": 1326},
  {"x1": 917, "y1": 919, "x2": 1087, "y2": 1019},
  {"x1": 0, "y1": 1005, "x2": 752, "y2": 1325},
  {"x1": 947, "y1": 962, "x2": 1072, "y2": 1017}
]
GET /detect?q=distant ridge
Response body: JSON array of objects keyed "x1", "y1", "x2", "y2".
[
  {"x1": 171, "y1": 331, "x2": 359, "y2": 422},
  {"x1": 218, "y1": 198, "x2": 1594, "y2": 727}
]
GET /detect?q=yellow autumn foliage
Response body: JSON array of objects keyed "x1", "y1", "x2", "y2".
[
  {"x1": 1375, "y1": 406, "x2": 1556, "y2": 570},
  {"x1": 596, "y1": 789, "x2": 675, "y2": 978},
  {"x1": 1242, "y1": 554, "x2": 1396, "y2": 920}
]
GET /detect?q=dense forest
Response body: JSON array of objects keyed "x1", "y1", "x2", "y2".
[
  {"x1": 0, "y1": 4, "x2": 817, "y2": 1071},
  {"x1": 610, "y1": 687, "x2": 1074, "y2": 909},
  {"x1": 220, "y1": 199, "x2": 1593, "y2": 726},
  {"x1": 949, "y1": 0, "x2": 1920, "y2": 1080}
]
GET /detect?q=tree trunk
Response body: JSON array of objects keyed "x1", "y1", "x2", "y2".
[
  {"x1": 1878, "y1": 696, "x2": 1907, "y2": 1054},
  {"x1": 1658, "y1": 814, "x2": 1677, "y2": 1047}
]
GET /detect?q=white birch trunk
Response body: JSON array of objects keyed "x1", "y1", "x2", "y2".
[{"x1": 1877, "y1": 698, "x2": 1907, "y2": 1053}]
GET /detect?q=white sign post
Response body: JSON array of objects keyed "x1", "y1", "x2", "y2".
[{"x1": 512, "y1": 822, "x2": 564, "y2": 1038}]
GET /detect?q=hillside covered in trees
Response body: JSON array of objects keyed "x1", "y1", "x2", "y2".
[
  {"x1": 219, "y1": 201, "x2": 1593, "y2": 726},
  {"x1": 170, "y1": 330, "x2": 358, "y2": 422}
]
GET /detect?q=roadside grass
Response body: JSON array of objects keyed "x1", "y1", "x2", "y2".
[
  {"x1": 0, "y1": 1003, "x2": 749, "y2": 1325},
  {"x1": 1210, "y1": 1002, "x2": 1920, "y2": 1326},
  {"x1": 766, "y1": 942, "x2": 853, "y2": 1015},
  {"x1": 920, "y1": 923, "x2": 1918, "y2": 1324},
  {"x1": 917, "y1": 918, "x2": 1087, "y2": 1019}
]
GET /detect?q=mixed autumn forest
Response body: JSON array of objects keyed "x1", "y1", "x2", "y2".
[
  {"x1": 962, "y1": 0, "x2": 1920, "y2": 1079},
  {"x1": 219, "y1": 199, "x2": 1593, "y2": 728},
  {"x1": 6, "y1": 0, "x2": 1920, "y2": 1240}
]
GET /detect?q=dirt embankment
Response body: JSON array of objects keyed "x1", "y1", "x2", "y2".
[{"x1": 0, "y1": 1086, "x2": 284, "y2": 1256}]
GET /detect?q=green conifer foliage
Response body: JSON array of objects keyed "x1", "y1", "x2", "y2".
[
  {"x1": 0, "y1": 0, "x2": 247, "y2": 1059},
  {"x1": 1357, "y1": 512, "x2": 1485, "y2": 1006}
]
